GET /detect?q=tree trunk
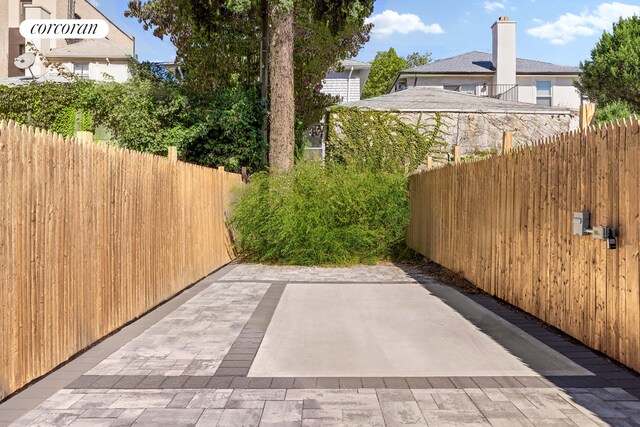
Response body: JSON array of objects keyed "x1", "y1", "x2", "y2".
[{"x1": 268, "y1": 2, "x2": 295, "y2": 171}]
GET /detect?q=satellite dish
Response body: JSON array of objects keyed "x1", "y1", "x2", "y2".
[{"x1": 14, "y1": 52, "x2": 36, "y2": 70}]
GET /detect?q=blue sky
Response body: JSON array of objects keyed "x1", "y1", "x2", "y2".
[{"x1": 97, "y1": 0, "x2": 640, "y2": 66}]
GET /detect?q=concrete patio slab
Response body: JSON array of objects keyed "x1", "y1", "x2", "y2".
[
  {"x1": 4, "y1": 263, "x2": 640, "y2": 427},
  {"x1": 248, "y1": 282, "x2": 591, "y2": 378}
]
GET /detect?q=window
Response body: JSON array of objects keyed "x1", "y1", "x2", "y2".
[
  {"x1": 73, "y1": 63, "x2": 90, "y2": 79},
  {"x1": 396, "y1": 79, "x2": 408, "y2": 92},
  {"x1": 459, "y1": 84, "x2": 476, "y2": 95},
  {"x1": 536, "y1": 81, "x2": 552, "y2": 106},
  {"x1": 444, "y1": 85, "x2": 477, "y2": 95},
  {"x1": 19, "y1": 44, "x2": 25, "y2": 56}
]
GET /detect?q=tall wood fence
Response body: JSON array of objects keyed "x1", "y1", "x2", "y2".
[
  {"x1": 0, "y1": 120, "x2": 242, "y2": 398},
  {"x1": 407, "y1": 118, "x2": 640, "y2": 372}
]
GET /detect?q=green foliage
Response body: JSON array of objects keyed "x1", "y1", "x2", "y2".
[
  {"x1": 0, "y1": 82, "x2": 87, "y2": 134},
  {"x1": 179, "y1": 87, "x2": 268, "y2": 172},
  {"x1": 362, "y1": 48, "x2": 406, "y2": 99},
  {"x1": 594, "y1": 100, "x2": 638, "y2": 124},
  {"x1": 405, "y1": 52, "x2": 432, "y2": 69},
  {"x1": 230, "y1": 161, "x2": 410, "y2": 266},
  {"x1": 361, "y1": 49, "x2": 432, "y2": 99},
  {"x1": 126, "y1": 0, "x2": 374, "y2": 131},
  {"x1": 577, "y1": 16, "x2": 640, "y2": 108},
  {"x1": 326, "y1": 107, "x2": 448, "y2": 172},
  {"x1": 0, "y1": 71, "x2": 267, "y2": 172}
]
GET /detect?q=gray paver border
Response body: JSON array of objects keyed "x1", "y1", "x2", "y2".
[{"x1": 0, "y1": 262, "x2": 240, "y2": 427}]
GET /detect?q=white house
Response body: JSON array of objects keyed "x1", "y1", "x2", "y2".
[
  {"x1": 321, "y1": 59, "x2": 371, "y2": 103},
  {"x1": 45, "y1": 38, "x2": 133, "y2": 83},
  {"x1": 305, "y1": 59, "x2": 372, "y2": 158},
  {"x1": 0, "y1": 0, "x2": 135, "y2": 84},
  {"x1": 391, "y1": 17, "x2": 582, "y2": 110}
]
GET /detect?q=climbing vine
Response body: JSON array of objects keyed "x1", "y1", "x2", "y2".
[{"x1": 326, "y1": 107, "x2": 449, "y2": 173}]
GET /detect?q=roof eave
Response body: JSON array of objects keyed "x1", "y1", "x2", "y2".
[{"x1": 333, "y1": 106, "x2": 575, "y2": 114}]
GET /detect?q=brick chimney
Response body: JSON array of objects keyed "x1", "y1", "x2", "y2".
[{"x1": 491, "y1": 17, "x2": 516, "y2": 86}]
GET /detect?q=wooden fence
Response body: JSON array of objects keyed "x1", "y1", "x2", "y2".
[
  {"x1": 0, "y1": 120, "x2": 242, "y2": 398},
  {"x1": 407, "y1": 117, "x2": 640, "y2": 372}
]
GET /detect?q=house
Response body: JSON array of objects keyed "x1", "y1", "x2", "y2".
[
  {"x1": 321, "y1": 59, "x2": 371, "y2": 103},
  {"x1": 45, "y1": 38, "x2": 133, "y2": 83},
  {"x1": 330, "y1": 86, "x2": 579, "y2": 161},
  {"x1": 391, "y1": 17, "x2": 582, "y2": 110},
  {"x1": 306, "y1": 59, "x2": 372, "y2": 158},
  {"x1": 0, "y1": 0, "x2": 135, "y2": 80}
]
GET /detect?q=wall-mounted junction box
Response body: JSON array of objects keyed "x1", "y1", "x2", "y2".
[{"x1": 573, "y1": 212, "x2": 590, "y2": 236}]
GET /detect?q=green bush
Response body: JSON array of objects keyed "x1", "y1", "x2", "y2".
[
  {"x1": 230, "y1": 161, "x2": 411, "y2": 266},
  {"x1": 327, "y1": 107, "x2": 449, "y2": 172},
  {"x1": 594, "y1": 100, "x2": 638, "y2": 125},
  {"x1": 0, "y1": 71, "x2": 266, "y2": 172}
]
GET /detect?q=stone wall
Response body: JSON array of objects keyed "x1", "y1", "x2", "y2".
[{"x1": 399, "y1": 111, "x2": 578, "y2": 159}]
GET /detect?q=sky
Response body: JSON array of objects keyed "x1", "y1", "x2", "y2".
[{"x1": 95, "y1": 0, "x2": 640, "y2": 67}]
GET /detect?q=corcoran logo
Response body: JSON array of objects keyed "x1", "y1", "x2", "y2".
[{"x1": 19, "y1": 19, "x2": 109, "y2": 39}]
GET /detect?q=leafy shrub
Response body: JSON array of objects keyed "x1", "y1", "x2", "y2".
[
  {"x1": 594, "y1": 100, "x2": 638, "y2": 125},
  {"x1": 327, "y1": 107, "x2": 448, "y2": 173},
  {"x1": 0, "y1": 71, "x2": 266, "y2": 172},
  {"x1": 230, "y1": 161, "x2": 411, "y2": 266},
  {"x1": 0, "y1": 81, "x2": 91, "y2": 136}
]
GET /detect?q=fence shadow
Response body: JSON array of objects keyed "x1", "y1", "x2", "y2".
[{"x1": 395, "y1": 261, "x2": 640, "y2": 423}]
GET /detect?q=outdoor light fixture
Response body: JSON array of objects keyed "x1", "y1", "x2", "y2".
[{"x1": 573, "y1": 212, "x2": 617, "y2": 250}]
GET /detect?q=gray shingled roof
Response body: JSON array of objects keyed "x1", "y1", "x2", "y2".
[
  {"x1": 339, "y1": 59, "x2": 371, "y2": 70},
  {"x1": 46, "y1": 39, "x2": 132, "y2": 61},
  {"x1": 403, "y1": 51, "x2": 579, "y2": 75},
  {"x1": 336, "y1": 86, "x2": 574, "y2": 114}
]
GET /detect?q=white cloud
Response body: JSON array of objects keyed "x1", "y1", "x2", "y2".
[
  {"x1": 484, "y1": 2, "x2": 506, "y2": 12},
  {"x1": 88, "y1": 0, "x2": 100, "y2": 7},
  {"x1": 527, "y1": 2, "x2": 640, "y2": 45},
  {"x1": 365, "y1": 10, "x2": 445, "y2": 37}
]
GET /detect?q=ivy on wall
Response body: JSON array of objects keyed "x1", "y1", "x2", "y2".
[
  {"x1": 0, "y1": 82, "x2": 93, "y2": 137},
  {"x1": 326, "y1": 107, "x2": 449, "y2": 172},
  {"x1": 0, "y1": 77, "x2": 267, "y2": 173}
]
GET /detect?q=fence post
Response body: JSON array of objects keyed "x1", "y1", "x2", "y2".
[
  {"x1": 76, "y1": 131, "x2": 94, "y2": 143},
  {"x1": 580, "y1": 103, "x2": 595, "y2": 131},
  {"x1": 241, "y1": 167, "x2": 248, "y2": 184},
  {"x1": 427, "y1": 156, "x2": 433, "y2": 170},
  {"x1": 167, "y1": 146, "x2": 178, "y2": 164},
  {"x1": 218, "y1": 166, "x2": 225, "y2": 172},
  {"x1": 502, "y1": 131, "x2": 513, "y2": 155},
  {"x1": 453, "y1": 146, "x2": 461, "y2": 164}
]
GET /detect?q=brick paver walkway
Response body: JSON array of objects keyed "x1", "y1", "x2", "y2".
[{"x1": 3, "y1": 263, "x2": 640, "y2": 426}]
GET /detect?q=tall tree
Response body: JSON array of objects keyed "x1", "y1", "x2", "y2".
[
  {"x1": 362, "y1": 48, "x2": 407, "y2": 99},
  {"x1": 268, "y1": 1, "x2": 295, "y2": 170},
  {"x1": 127, "y1": 0, "x2": 373, "y2": 171},
  {"x1": 361, "y1": 49, "x2": 431, "y2": 99},
  {"x1": 405, "y1": 52, "x2": 432, "y2": 69},
  {"x1": 576, "y1": 16, "x2": 640, "y2": 109}
]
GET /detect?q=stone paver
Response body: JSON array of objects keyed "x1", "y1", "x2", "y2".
[
  {"x1": 85, "y1": 281, "x2": 269, "y2": 377},
  {"x1": 4, "y1": 263, "x2": 640, "y2": 426},
  {"x1": 10, "y1": 387, "x2": 635, "y2": 426}
]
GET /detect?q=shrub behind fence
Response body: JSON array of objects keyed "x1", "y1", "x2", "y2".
[
  {"x1": 408, "y1": 118, "x2": 640, "y2": 372},
  {"x1": 0, "y1": 120, "x2": 242, "y2": 398}
]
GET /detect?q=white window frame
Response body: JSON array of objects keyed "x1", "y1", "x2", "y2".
[
  {"x1": 73, "y1": 63, "x2": 90, "y2": 79},
  {"x1": 536, "y1": 80, "x2": 553, "y2": 106}
]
